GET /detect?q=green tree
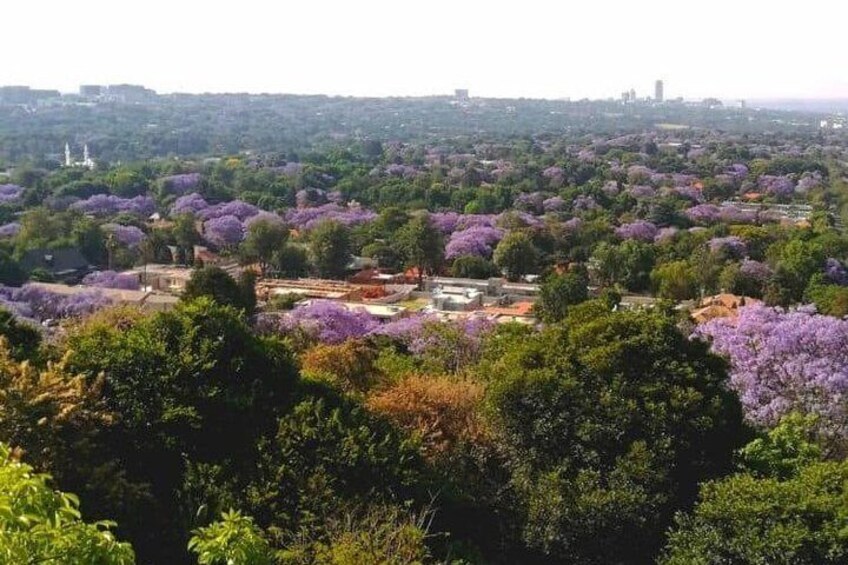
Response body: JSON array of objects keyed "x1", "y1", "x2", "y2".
[
  {"x1": 493, "y1": 231, "x2": 539, "y2": 281},
  {"x1": 183, "y1": 266, "x2": 255, "y2": 312},
  {"x1": 651, "y1": 260, "x2": 699, "y2": 300},
  {"x1": 242, "y1": 219, "x2": 289, "y2": 276},
  {"x1": 662, "y1": 460, "x2": 848, "y2": 565},
  {"x1": 172, "y1": 213, "x2": 201, "y2": 264},
  {"x1": 189, "y1": 510, "x2": 274, "y2": 565},
  {"x1": 396, "y1": 215, "x2": 444, "y2": 285},
  {"x1": 450, "y1": 255, "x2": 501, "y2": 279},
  {"x1": 534, "y1": 269, "x2": 589, "y2": 323},
  {"x1": 310, "y1": 220, "x2": 351, "y2": 279},
  {"x1": 273, "y1": 244, "x2": 309, "y2": 278},
  {"x1": 483, "y1": 307, "x2": 746, "y2": 563},
  {"x1": 0, "y1": 443, "x2": 134, "y2": 564}
]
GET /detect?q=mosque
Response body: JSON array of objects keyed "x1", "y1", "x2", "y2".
[{"x1": 64, "y1": 143, "x2": 96, "y2": 169}]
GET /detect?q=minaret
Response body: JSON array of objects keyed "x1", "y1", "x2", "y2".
[
  {"x1": 64, "y1": 143, "x2": 72, "y2": 167},
  {"x1": 82, "y1": 144, "x2": 94, "y2": 169}
]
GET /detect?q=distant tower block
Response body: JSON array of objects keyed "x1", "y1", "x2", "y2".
[
  {"x1": 454, "y1": 89, "x2": 469, "y2": 101},
  {"x1": 654, "y1": 80, "x2": 664, "y2": 102}
]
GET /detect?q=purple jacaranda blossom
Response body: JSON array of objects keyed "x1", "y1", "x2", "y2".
[
  {"x1": 672, "y1": 186, "x2": 704, "y2": 202},
  {"x1": 256, "y1": 300, "x2": 378, "y2": 344},
  {"x1": 284, "y1": 203, "x2": 376, "y2": 231},
  {"x1": 203, "y1": 215, "x2": 244, "y2": 248},
  {"x1": 627, "y1": 185, "x2": 656, "y2": 199},
  {"x1": 103, "y1": 224, "x2": 146, "y2": 248},
  {"x1": 243, "y1": 211, "x2": 285, "y2": 228},
  {"x1": 445, "y1": 225, "x2": 505, "y2": 260},
  {"x1": 615, "y1": 220, "x2": 658, "y2": 242},
  {"x1": 160, "y1": 173, "x2": 201, "y2": 194},
  {"x1": 82, "y1": 270, "x2": 140, "y2": 290},
  {"x1": 384, "y1": 164, "x2": 419, "y2": 178},
  {"x1": 429, "y1": 212, "x2": 460, "y2": 234},
  {"x1": 543, "y1": 196, "x2": 566, "y2": 212},
  {"x1": 825, "y1": 258, "x2": 848, "y2": 286},
  {"x1": 0, "y1": 222, "x2": 20, "y2": 238},
  {"x1": 685, "y1": 204, "x2": 721, "y2": 225},
  {"x1": 513, "y1": 192, "x2": 546, "y2": 214},
  {"x1": 740, "y1": 259, "x2": 773, "y2": 282},
  {"x1": 198, "y1": 200, "x2": 260, "y2": 221},
  {"x1": 573, "y1": 195, "x2": 599, "y2": 212},
  {"x1": 727, "y1": 163, "x2": 749, "y2": 180},
  {"x1": 562, "y1": 217, "x2": 584, "y2": 232},
  {"x1": 758, "y1": 175, "x2": 795, "y2": 197},
  {"x1": 796, "y1": 172, "x2": 823, "y2": 193},
  {"x1": 171, "y1": 192, "x2": 210, "y2": 216},
  {"x1": 71, "y1": 194, "x2": 155, "y2": 218},
  {"x1": 696, "y1": 304, "x2": 848, "y2": 437},
  {"x1": 0, "y1": 184, "x2": 23, "y2": 204},
  {"x1": 709, "y1": 236, "x2": 747, "y2": 258},
  {"x1": 15, "y1": 284, "x2": 112, "y2": 320}
]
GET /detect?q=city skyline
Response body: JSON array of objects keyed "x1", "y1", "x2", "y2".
[{"x1": 3, "y1": 0, "x2": 847, "y2": 100}]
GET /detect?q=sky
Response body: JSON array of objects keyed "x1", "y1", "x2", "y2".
[{"x1": 3, "y1": 0, "x2": 847, "y2": 100}]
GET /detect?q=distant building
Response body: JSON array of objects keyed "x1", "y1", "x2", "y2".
[
  {"x1": 104, "y1": 84, "x2": 156, "y2": 102},
  {"x1": 20, "y1": 247, "x2": 91, "y2": 283},
  {"x1": 0, "y1": 86, "x2": 61, "y2": 105},
  {"x1": 64, "y1": 143, "x2": 96, "y2": 170},
  {"x1": 654, "y1": 80, "x2": 664, "y2": 102},
  {"x1": 454, "y1": 89, "x2": 469, "y2": 101},
  {"x1": 629, "y1": 88, "x2": 636, "y2": 102},
  {"x1": 79, "y1": 84, "x2": 103, "y2": 98}
]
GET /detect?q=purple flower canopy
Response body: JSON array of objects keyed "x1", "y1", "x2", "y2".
[
  {"x1": 103, "y1": 224, "x2": 147, "y2": 248},
  {"x1": 696, "y1": 304, "x2": 848, "y2": 436},
  {"x1": 758, "y1": 175, "x2": 795, "y2": 197},
  {"x1": 171, "y1": 192, "x2": 210, "y2": 216},
  {"x1": 543, "y1": 196, "x2": 565, "y2": 212},
  {"x1": 0, "y1": 222, "x2": 21, "y2": 238},
  {"x1": 285, "y1": 203, "x2": 377, "y2": 231},
  {"x1": 0, "y1": 184, "x2": 24, "y2": 204},
  {"x1": 83, "y1": 270, "x2": 140, "y2": 290},
  {"x1": 0, "y1": 283, "x2": 113, "y2": 322},
  {"x1": 204, "y1": 215, "x2": 245, "y2": 248},
  {"x1": 161, "y1": 173, "x2": 201, "y2": 194},
  {"x1": 825, "y1": 258, "x2": 848, "y2": 286},
  {"x1": 708, "y1": 236, "x2": 747, "y2": 258},
  {"x1": 445, "y1": 225, "x2": 504, "y2": 260},
  {"x1": 71, "y1": 194, "x2": 155, "y2": 218},
  {"x1": 615, "y1": 220, "x2": 658, "y2": 242},
  {"x1": 198, "y1": 200, "x2": 260, "y2": 222},
  {"x1": 740, "y1": 259, "x2": 773, "y2": 282}
]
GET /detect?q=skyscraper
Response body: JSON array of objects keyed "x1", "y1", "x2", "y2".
[{"x1": 654, "y1": 80, "x2": 664, "y2": 103}]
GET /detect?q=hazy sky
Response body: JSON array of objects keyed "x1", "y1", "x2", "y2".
[{"x1": 3, "y1": 0, "x2": 846, "y2": 100}]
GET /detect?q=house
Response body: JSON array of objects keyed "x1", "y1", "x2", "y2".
[
  {"x1": 20, "y1": 247, "x2": 91, "y2": 283},
  {"x1": 691, "y1": 293, "x2": 761, "y2": 324}
]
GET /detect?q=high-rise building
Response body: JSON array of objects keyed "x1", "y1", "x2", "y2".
[
  {"x1": 654, "y1": 80, "x2": 664, "y2": 103},
  {"x1": 454, "y1": 89, "x2": 469, "y2": 101},
  {"x1": 79, "y1": 85, "x2": 103, "y2": 98}
]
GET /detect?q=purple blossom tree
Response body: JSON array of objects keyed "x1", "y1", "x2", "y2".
[
  {"x1": 258, "y1": 300, "x2": 378, "y2": 344},
  {"x1": 82, "y1": 270, "x2": 140, "y2": 290},
  {"x1": 825, "y1": 258, "x2": 848, "y2": 286},
  {"x1": 758, "y1": 175, "x2": 795, "y2": 198},
  {"x1": 627, "y1": 185, "x2": 656, "y2": 199},
  {"x1": 0, "y1": 222, "x2": 21, "y2": 238},
  {"x1": 103, "y1": 224, "x2": 146, "y2": 248},
  {"x1": 160, "y1": 173, "x2": 201, "y2": 194},
  {"x1": 542, "y1": 196, "x2": 565, "y2": 212},
  {"x1": 0, "y1": 184, "x2": 23, "y2": 204},
  {"x1": 708, "y1": 236, "x2": 747, "y2": 258},
  {"x1": 740, "y1": 259, "x2": 773, "y2": 283},
  {"x1": 171, "y1": 193, "x2": 210, "y2": 216},
  {"x1": 513, "y1": 192, "x2": 545, "y2": 214},
  {"x1": 203, "y1": 215, "x2": 245, "y2": 248},
  {"x1": 445, "y1": 226, "x2": 504, "y2": 260},
  {"x1": 615, "y1": 220, "x2": 658, "y2": 242},
  {"x1": 696, "y1": 305, "x2": 848, "y2": 438}
]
